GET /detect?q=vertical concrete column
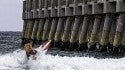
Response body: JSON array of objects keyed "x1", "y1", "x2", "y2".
[
  {"x1": 89, "y1": 15, "x2": 102, "y2": 51},
  {"x1": 39, "y1": 0, "x2": 42, "y2": 9},
  {"x1": 22, "y1": 20, "x2": 28, "y2": 44},
  {"x1": 45, "y1": 0, "x2": 48, "y2": 8},
  {"x1": 26, "y1": 0, "x2": 29, "y2": 12},
  {"x1": 27, "y1": 0, "x2": 31, "y2": 11},
  {"x1": 23, "y1": 1, "x2": 27, "y2": 19},
  {"x1": 54, "y1": 18, "x2": 66, "y2": 47},
  {"x1": 27, "y1": 20, "x2": 34, "y2": 39},
  {"x1": 38, "y1": 0, "x2": 44, "y2": 18},
  {"x1": 42, "y1": 18, "x2": 52, "y2": 42},
  {"x1": 70, "y1": 16, "x2": 83, "y2": 50},
  {"x1": 100, "y1": 14, "x2": 114, "y2": 52},
  {"x1": 48, "y1": 18, "x2": 58, "y2": 47},
  {"x1": 27, "y1": 0, "x2": 33, "y2": 19},
  {"x1": 122, "y1": 26, "x2": 125, "y2": 52},
  {"x1": 36, "y1": 19, "x2": 45, "y2": 41},
  {"x1": 32, "y1": 0, "x2": 38, "y2": 18},
  {"x1": 31, "y1": 20, "x2": 39, "y2": 41},
  {"x1": 113, "y1": 13, "x2": 125, "y2": 52},
  {"x1": 98, "y1": 18, "x2": 104, "y2": 47},
  {"x1": 22, "y1": 0, "x2": 29, "y2": 44},
  {"x1": 62, "y1": 17, "x2": 74, "y2": 49},
  {"x1": 23, "y1": 1, "x2": 26, "y2": 12},
  {"x1": 22, "y1": 20, "x2": 27, "y2": 39},
  {"x1": 78, "y1": 16, "x2": 91, "y2": 51},
  {"x1": 44, "y1": 0, "x2": 50, "y2": 17},
  {"x1": 32, "y1": 0, "x2": 38, "y2": 10},
  {"x1": 49, "y1": 18, "x2": 58, "y2": 41},
  {"x1": 109, "y1": 17, "x2": 117, "y2": 51},
  {"x1": 87, "y1": 17, "x2": 94, "y2": 46},
  {"x1": 25, "y1": 20, "x2": 30, "y2": 39}
]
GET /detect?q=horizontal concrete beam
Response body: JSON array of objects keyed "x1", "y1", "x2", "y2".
[
  {"x1": 116, "y1": 0, "x2": 125, "y2": 12},
  {"x1": 104, "y1": 1, "x2": 116, "y2": 13},
  {"x1": 22, "y1": 0, "x2": 125, "y2": 19}
]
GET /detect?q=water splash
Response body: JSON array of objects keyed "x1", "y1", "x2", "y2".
[{"x1": 0, "y1": 48, "x2": 125, "y2": 70}]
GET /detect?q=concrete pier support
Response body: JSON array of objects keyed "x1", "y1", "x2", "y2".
[
  {"x1": 22, "y1": 0, "x2": 125, "y2": 53},
  {"x1": 89, "y1": 16, "x2": 102, "y2": 51},
  {"x1": 69, "y1": 16, "x2": 83, "y2": 50},
  {"x1": 27, "y1": 20, "x2": 34, "y2": 40},
  {"x1": 100, "y1": 14, "x2": 114, "y2": 52},
  {"x1": 22, "y1": 20, "x2": 27, "y2": 38},
  {"x1": 54, "y1": 18, "x2": 66, "y2": 48},
  {"x1": 25, "y1": 20, "x2": 30, "y2": 39},
  {"x1": 87, "y1": 16, "x2": 95, "y2": 43},
  {"x1": 109, "y1": 16, "x2": 117, "y2": 52},
  {"x1": 49, "y1": 18, "x2": 58, "y2": 41},
  {"x1": 122, "y1": 27, "x2": 125, "y2": 52},
  {"x1": 31, "y1": 20, "x2": 39, "y2": 41},
  {"x1": 36, "y1": 19, "x2": 45, "y2": 41},
  {"x1": 48, "y1": 18, "x2": 58, "y2": 47},
  {"x1": 62, "y1": 17, "x2": 74, "y2": 50},
  {"x1": 98, "y1": 18, "x2": 105, "y2": 47},
  {"x1": 42, "y1": 18, "x2": 52, "y2": 42},
  {"x1": 22, "y1": 20, "x2": 28, "y2": 44},
  {"x1": 113, "y1": 13, "x2": 125, "y2": 52},
  {"x1": 78, "y1": 16, "x2": 91, "y2": 51}
]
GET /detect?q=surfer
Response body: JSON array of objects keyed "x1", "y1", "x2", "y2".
[{"x1": 24, "y1": 40, "x2": 51, "y2": 59}]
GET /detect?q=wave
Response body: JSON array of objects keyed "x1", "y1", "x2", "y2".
[{"x1": 0, "y1": 48, "x2": 125, "y2": 70}]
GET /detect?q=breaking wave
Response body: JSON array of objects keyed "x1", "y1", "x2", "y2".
[{"x1": 0, "y1": 48, "x2": 125, "y2": 70}]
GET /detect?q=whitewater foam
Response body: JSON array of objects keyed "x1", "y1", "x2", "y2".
[{"x1": 0, "y1": 48, "x2": 125, "y2": 70}]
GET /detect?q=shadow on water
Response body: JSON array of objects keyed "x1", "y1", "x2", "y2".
[
  {"x1": 47, "y1": 48, "x2": 125, "y2": 59},
  {"x1": 0, "y1": 31, "x2": 125, "y2": 59}
]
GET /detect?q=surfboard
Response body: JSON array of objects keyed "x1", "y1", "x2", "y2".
[{"x1": 39, "y1": 40, "x2": 52, "y2": 52}]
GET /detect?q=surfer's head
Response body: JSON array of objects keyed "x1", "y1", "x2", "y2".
[{"x1": 24, "y1": 41, "x2": 33, "y2": 54}]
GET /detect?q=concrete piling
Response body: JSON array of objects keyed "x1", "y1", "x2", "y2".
[
  {"x1": 27, "y1": 20, "x2": 34, "y2": 40},
  {"x1": 36, "y1": 19, "x2": 45, "y2": 41},
  {"x1": 100, "y1": 14, "x2": 114, "y2": 52},
  {"x1": 89, "y1": 15, "x2": 102, "y2": 51},
  {"x1": 49, "y1": 18, "x2": 58, "y2": 41},
  {"x1": 70, "y1": 16, "x2": 83, "y2": 50},
  {"x1": 62, "y1": 17, "x2": 74, "y2": 50},
  {"x1": 42, "y1": 18, "x2": 52, "y2": 42},
  {"x1": 87, "y1": 17, "x2": 95, "y2": 50},
  {"x1": 54, "y1": 18, "x2": 66, "y2": 48},
  {"x1": 108, "y1": 15, "x2": 117, "y2": 52},
  {"x1": 31, "y1": 20, "x2": 39, "y2": 41},
  {"x1": 78, "y1": 16, "x2": 91, "y2": 51},
  {"x1": 122, "y1": 28, "x2": 125, "y2": 52},
  {"x1": 48, "y1": 18, "x2": 58, "y2": 47},
  {"x1": 113, "y1": 13, "x2": 125, "y2": 52},
  {"x1": 22, "y1": 20, "x2": 28, "y2": 44},
  {"x1": 24, "y1": 20, "x2": 29, "y2": 39}
]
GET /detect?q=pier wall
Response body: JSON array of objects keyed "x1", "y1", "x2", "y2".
[{"x1": 22, "y1": 0, "x2": 125, "y2": 52}]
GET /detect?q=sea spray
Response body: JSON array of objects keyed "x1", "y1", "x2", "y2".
[{"x1": 0, "y1": 49, "x2": 125, "y2": 70}]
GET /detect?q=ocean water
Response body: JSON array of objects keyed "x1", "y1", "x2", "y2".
[{"x1": 0, "y1": 31, "x2": 125, "y2": 70}]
